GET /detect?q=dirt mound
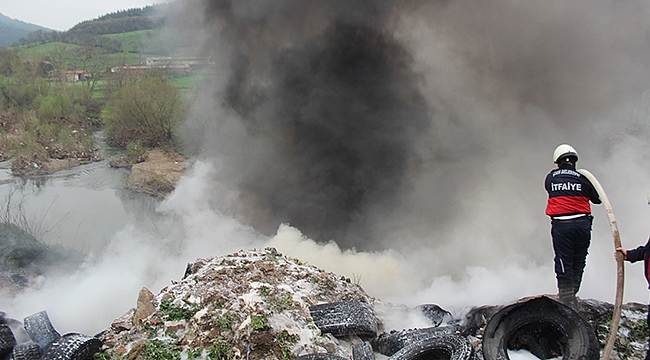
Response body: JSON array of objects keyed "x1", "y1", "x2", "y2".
[
  {"x1": 124, "y1": 148, "x2": 186, "y2": 197},
  {"x1": 98, "y1": 248, "x2": 374, "y2": 360}
]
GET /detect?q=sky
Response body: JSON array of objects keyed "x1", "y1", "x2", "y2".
[{"x1": 0, "y1": 0, "x2": 169, "y2": 31}]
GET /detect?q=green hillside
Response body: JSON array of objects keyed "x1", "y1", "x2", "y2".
[
  {"x1": 12, "y1": 8, "x2": 172, "y2": 67},
  {"x1": 0, "y1": 13, "x2": 52, "y2": 47},
  {"x1": 102, "y1": 29, "x2": 169, "y2": 56}
]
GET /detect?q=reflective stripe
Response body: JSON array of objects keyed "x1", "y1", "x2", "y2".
[{"x1": 553, "y1": 214, "x2": 589, "y2": 220}]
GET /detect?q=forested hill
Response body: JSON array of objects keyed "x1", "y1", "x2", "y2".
[
  {"x1": 3, "y1": 4, "x2": 168, "y2": 48},
  {"x1": 0, "y1": 13, "x2": 52, "y2": 47},
  {"x1": 66, "y1": 6, "x2": 163, "y2": 38}
]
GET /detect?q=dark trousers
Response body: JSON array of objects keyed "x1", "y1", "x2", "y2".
[{"x1": 551, "y1": 217, "x2": 593, "y2": 280}]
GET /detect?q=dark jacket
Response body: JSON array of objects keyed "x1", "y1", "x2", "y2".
[
  {"x1": 625, "y1": 238, "x2": 650, "y2": 288},
  {"x1": 545, "y1": 163, "x2": 601, "y2": 217}
]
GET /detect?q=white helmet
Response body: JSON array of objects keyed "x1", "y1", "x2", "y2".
[{"x1": 553, "y1": 144, "x2": 578, "y2": 164}]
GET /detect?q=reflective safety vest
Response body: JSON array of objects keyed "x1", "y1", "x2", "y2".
[{"x1": 545, "y1": 164, "x2": 601, "y2": 217}]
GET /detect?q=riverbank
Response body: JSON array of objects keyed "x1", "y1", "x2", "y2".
[
  {"x1": 11, "y1": 154, "x2": 101, "y2": 176},
  {"x1": 111, "y1": 148, "x2": 186, "y2": 197}
]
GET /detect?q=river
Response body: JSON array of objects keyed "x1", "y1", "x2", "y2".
[{"x1": 0, "y1": 131, "x2": 164, "y2": 254}]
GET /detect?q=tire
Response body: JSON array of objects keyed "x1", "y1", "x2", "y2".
[
  {"x1": 374, "y1": 325, "x2": 461, "y2": 356},
  {"x1": 42, "y1": 333, "x2": 102, "y2": 360},
  {"x1": 416, "y1": 305, "x2": 451, "y2": 327},
  {"x1": 12, "y1": 341, "x2": 41, "y2": 360},
  {"x1": 0, "y1": 324, "x2": 17, "y2": 358},
  {"x1": 387, "y1": 334, "x2": 474, "y2": 360},
  {"x1": 309, "y1": 302, "x2": 378, "y2": 339},
  {"x1": 2, "y1": 316, "x2": 30, "y2": 344},
  {"x1": 459, "y1": 305, "x2": 502, "y2": 337},
  {"x1": 352, "y1": 341, "x2": 374, "y2": 360},
  {"x1": 23, "y1": 311, "x2": 61, "y2": 353},
  {"x1": 482, "y1": 296, "x2": 599, "y2": 360},
  {"x1": 295, "y1": 354, "x2": 349, "y2": 360}
]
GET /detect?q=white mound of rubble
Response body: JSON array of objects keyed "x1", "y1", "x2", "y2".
[{"x1": 98, "y1": 248, "x2": 377, "y2": 359}]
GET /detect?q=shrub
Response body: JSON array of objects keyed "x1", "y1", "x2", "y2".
[
  {"x1": 207, "y1": 337, "x2": 233, "y2": 360},
  {"x1": 141, "y1": 339, "x2": 181, "y2": 360},
  {"x1": 35, "y1": 93, "x2": 85, "y2": 119},
  {"x1": 251, "y1": 314, "x2": 271, "y2": 331},
  {"x1": 103, "y1": 76, "x2": 184, "y2": 148},
  {"x1": 160, "y1": 298, "x2": 198, "y2": 321},
  {"x1": 126, "y1": 140, "x2": 149, "y2": 163},
  {"x1": 276, "y1": 330, "x2": 299, "y2": 360}
]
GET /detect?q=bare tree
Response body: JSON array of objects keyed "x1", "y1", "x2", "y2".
[{"x1": 47, "y1": 44, "x2": 71, "y2": 94}]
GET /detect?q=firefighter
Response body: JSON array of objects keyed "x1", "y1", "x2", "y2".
[
  {"x1": 616, "y1": 191, "x2": 650, "y2": 360},
  {"x1": 545, "y1": 144, "x2": 601, "y2": 307}
]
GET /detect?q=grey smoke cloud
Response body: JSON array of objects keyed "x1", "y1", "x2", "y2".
[{"x1": 176, "y1": 0, "x2": 650, "y2": 300}]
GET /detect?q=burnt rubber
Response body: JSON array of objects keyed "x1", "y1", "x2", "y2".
[
  {"x1": 0, "y1": 323, "x2": 17, "y2": 358},
  {"x1": 309, "y1": 302, "x2": 378, "y2": 339},
  {"x1": 482, "y1": 296, "x2": 598, "y2": 360},
  {"x1": 23, "y1": 311, "x2": 61, "y2": 353},
  {"x1": 459, "y1": 305, "x2": 502, "y2": 337},
  {"x1": 42, "y1": 333, "x2": 102, "y2": 360},
  {"x1": 352, "y1": 341, "x2": 374, "y2": 360},
  {"x1": 374, "y1": 325, "x2": 461, "y2": 356},
  {"x1": 295, "y1": 354, "x2": 349, "y2": 360},
  {"x1": 387, "y1": 334, "x2": 474, "y2": 360},
  {"x1": 12, "y1": 341, "x2": 41, "y2": 360},
  {"x1": 416, "y1": 304, "x2": 452, "y2": 327}
]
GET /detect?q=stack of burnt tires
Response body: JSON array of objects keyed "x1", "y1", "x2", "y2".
[
  {"x1": 0, "y1": 311, "x2": 101, "y2": 360},
  {"x1": 299, "y1": 301, "x2": 474, "y2": 360},
  {"x1": 299, "y1": 296, "x2": 598, "y2": 360}
]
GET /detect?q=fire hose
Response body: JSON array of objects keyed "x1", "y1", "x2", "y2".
[{"x1": 578, "y1": 169, "x2": 623, "y2": 360}]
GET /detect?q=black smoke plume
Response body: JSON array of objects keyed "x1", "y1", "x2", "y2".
[
  {"x1": 176, "y1": 0, "x2": 650, "y2": 256},
  {"x1": 181, "y1": 1, "x2": 431, "y2": 249}
]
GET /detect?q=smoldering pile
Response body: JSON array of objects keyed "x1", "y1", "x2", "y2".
[
  {"x1": 1, "y1": 248, "x2": 648, "y2": 359},
  {"x1": 97, "y1": 248, "x2": 377, "y2": 359}
]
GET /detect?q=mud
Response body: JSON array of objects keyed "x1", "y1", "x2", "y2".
[{"x1": 124, "y1": 148, "x2": 186, "y2": 197}]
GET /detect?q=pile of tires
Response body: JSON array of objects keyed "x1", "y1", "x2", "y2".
[
  {"x1": 0, "y1": 310, "x2": 101, "y2": 360},
  {"x1": 304, "y1": 301, "x2": 475, "y2": 360},
  {"x1": 302, "y1": 297, "x2": 599, "y2": 360}
]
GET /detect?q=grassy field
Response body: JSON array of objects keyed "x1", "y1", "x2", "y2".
[
  {"x1": 15, "y1": 31, "x2": 168, "y2": 68},
  {"x1": 18, "y1": 42, "x2": 81, "y2": 58},
  {"x1": 102, "y1": 29, "x2": 170, "y2": 56}
]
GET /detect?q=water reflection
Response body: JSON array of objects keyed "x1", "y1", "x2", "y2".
[{"x1": 0, "y1": 141, "x2": 166, "y2": 254}]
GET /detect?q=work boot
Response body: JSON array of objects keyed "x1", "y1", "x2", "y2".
[
  {"x1": 557, "y1": 279, "x2": 576, "y2": 308},
  {"x1": 572, "y1": 274, "x2": 583, "y2": 297}
]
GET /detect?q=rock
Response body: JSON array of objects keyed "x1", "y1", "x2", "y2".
[
  {"x1": 134, "y1": 287, "x2": 157, "y2": 324},
  {"x1": 111, "y1": 308, "x2": 135, "y2": 333},
  {"x1": 126, "y1": 339, "x2": 147, "y2": 360},
  {"x1": 164, "y1": 320, "x2": 187, "y2": 335}
]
